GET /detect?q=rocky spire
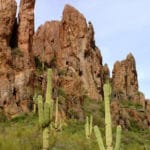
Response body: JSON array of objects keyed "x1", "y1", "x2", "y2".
[
  {"x1": 33, "y1": 4, "x2": 104, "y2": 100},
  {"x1": 0, "y1": 0, "x2": 17, "y2": 46},
  {"x1": 18, "y1": 0, "x2": 35, "y2": 56},
  {"x1": 112, "y1": 53, "x2": 138, "y2": 100}
]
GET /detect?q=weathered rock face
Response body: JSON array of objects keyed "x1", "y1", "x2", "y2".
[
  {"x1": 17, "y1": 0, "x2": 35, "y2": 69},
  {"x1": 112, "y1": 54, "x2": 148, "y2": 110},
  {"x1": 111, "y1": 53, "x2": 150, "y2": 128},
  {"x1": 111, "y1": 100, "x2": 150, "y2": 129},
  {"x1": 18, "y1": 0, "x2": 35, "y2": 53},
  {"x1": 0, "y1": 0, "x2": 35, "y2": 118},
  {"x1": 0, "y1": 0, "x2": 17, "y2": 46},
  {"x1": 103, "y1": 63, "x2": 110, "y2": 83},
  {"x1": 0, "y1": 0, "x2": 16, "y2": 116},
  {"x1": 146, "y1": 100, "x2": 150, "y2": 112},
  {"x1": 112, "y1": 53, "x2": 138, "y2": 100},
  {"x1": 33, "y1": 5, "x2": 104, "y2": 101}
]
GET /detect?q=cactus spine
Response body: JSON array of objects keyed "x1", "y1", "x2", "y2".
[
  {"x1": 94, "y1": 83, "x2": 122, "y2": 150},
  {"x1": 85, "y1": 115, "x2": 93, "y2": 139},
  {"x1": 37, "y1": 69, "x2": 53, "y2": 150}
]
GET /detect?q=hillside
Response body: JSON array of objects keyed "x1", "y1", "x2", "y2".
[{"x1": 0, "y1": 1, "x2": 150, "y2": 150}]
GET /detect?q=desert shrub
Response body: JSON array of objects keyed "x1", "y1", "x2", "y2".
[{"x1": 11, "y1": 47, "x2": 23, "y2": 57}]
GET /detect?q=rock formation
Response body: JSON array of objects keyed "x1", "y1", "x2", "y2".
[
  {"x1": 11, "y1": 0, "x2": 35, "y2": 116},
  {"x1": 111, "y1": 54, "x2": 150, "y2": 128},
  {"x1": 0, "y1": 0, "x2": 17, "y2": 46},
  {"x1": 112, "y1": 53, "x2": 138, "y2": 100},
  {"x1": 0, "y1": 0, "x2": 35, "y2": 118},
  {"x1": 33, "y1": 5, "x2": 104, "y2": 101},
  {"x1": 112, "y1": 53, "x2": 146, "y2": 109}
]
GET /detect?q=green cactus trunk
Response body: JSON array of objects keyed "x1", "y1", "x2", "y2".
[
  {"x1": 43, "y1": 127, "x2": 49, "y2": 150},
  {"x1": 85, "y1": 116, "x2": 90, "y2": 139},
  {"x1": 37, "y1": 69, "x2": 54, "y2": 150},
  {"x1": 89, "y1": 115, "x2": 93, "y2": 136},
  {"x1": 94, "y1": 83, "x2": 122, "y2": 150},
  {"x1": 104, "y1": 84, "x2": 113, "y2": 150},
  {"x1": 114, "y1": 125, "x2": 122, "y2": 150},
  {"x1": 85, "y1": 115, "x2": 93, "y2": 139},
  {"x1": 54, "y1": 98, "x2": 59, "y2": 129},
  {"x1": 94, "y1": 126, "x2": 105, "y2": 150}
]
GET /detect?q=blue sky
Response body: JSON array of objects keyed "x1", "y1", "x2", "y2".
[{"x1": 16, "y1": 0, "x2": 150, "y2": 99}]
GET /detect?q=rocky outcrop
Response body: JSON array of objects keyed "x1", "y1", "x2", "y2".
[
  {"x1": 112, "y1": 53, "x2": 146, "y2": 107},
  {"x1": 111, "y1": 100, "x2": 150, "y2": 129},
  {"x1": 0, "y1": 0, "x2": 35, "y2": 118},
  {"x1": 17, "y1": 0, "x2": 35, "y2": 68},
  {"x1": 18, "y1": 0, "x2": 35, "y2": 52},
  {"x1": 0, "y1": 0, "x2": 17, "y2": 116},
  {"x1": 146, "y1": 100, "x2": 150, "y2": 112},
  {"x1": 111, "y1": 54, "x2": 150, "y2": 128},
  {"x1": 0, "y1": 0, "x2": 17, "y2": 46},
  {"x1": 103, "y1": 63, "x2": 110, "y2": 83},
  {"x1": 112, "y1": 53, "x2": 138, "y2": 100},
  {"x1": 33, "y1": 5, "x2": 104, "y2": 101}
]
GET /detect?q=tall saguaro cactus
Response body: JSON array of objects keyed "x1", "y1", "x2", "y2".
[
  {"x1": 94, "y1": 83, "x2": 122, "y2": 150},
  {"x1": 38, "y1": 69, "x2": 53, "y2": 150}
]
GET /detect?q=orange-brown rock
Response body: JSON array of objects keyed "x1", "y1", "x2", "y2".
[
  {"x1": 146, "y1": 100, "x2": 150, "y2": 112},
  {"x1": 0, "y1": 0, "x2": 16, "y2": 116},
  {"x1": 16, "y1": 0, "x2": 35, "y2": 71},
  {"x1": 33, "y1": 5, "x2": 104, "y2": 100},
  {"x1": 0, "y1": 0, "x2": 35, "y2": 118},
  {"x1": 18, "y1": 0, "x2": 35, "y2": 53},
  {"x1": 103, "y1": 63, "x2": 110, "y2": 83},
  {"x1": 111, "y1": 100, "x2": 150, "y2": 129},
  {"x1": 0, "y1": 0, "x2": 17, "y2": 46},
  {"x1": 112, "y1": 53, "x2": 138, "y2": 100}
]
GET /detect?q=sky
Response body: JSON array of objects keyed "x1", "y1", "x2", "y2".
[{"x1": 16, "y1": 0, "x2": 150, "y2": 99}]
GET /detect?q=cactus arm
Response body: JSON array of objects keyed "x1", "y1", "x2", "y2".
[
  {"x1": 43, "y1": 127, "x2": 49, "y2": 150},
  {"x1": 94, "y1": 126, "x2": 105, "y2": 150},
  {"x1": 104, "y1": 84, "x2": 113, "y2": 150},
  {"x1": 55, "y1": 98, "x2": 59, "y2": 128},
  {"x1": 89, "y1": 115, "x2": 93, "y2": 136},
  {"x1": 46, "y1": 69, "x2": 52, "y2": 103},
  {"x1": 114, "y1": 125, "x2": 122, "y2": 150},
  {"x1": 85, "y1": 116, "x2": 89, "y2": 139},
  {"x1": 38, "y1": 95, "x2": 44, "y2": 127}
]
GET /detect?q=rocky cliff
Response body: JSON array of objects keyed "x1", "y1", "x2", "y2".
[
  {"x1": 0, "y1": 0, "x2": 35, "y2": 118},
  {"x1": 111, "y1": 54, "x2": 150, "y2": 128},
  {"x1": 0, "y1": 0, "x2": 149, "y2": 128},
  {"x1": 33, "y1": 5, "x2": 104, "y2": 100}
]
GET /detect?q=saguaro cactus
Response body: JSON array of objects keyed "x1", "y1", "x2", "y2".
[
  {"x1": 38, "y1": 69, "x2": 53, "y2": 150},
  {"x1": 85, "y1": 115, "x2": 93, "y2": 139},
  {"x1": 94, "y1": 83, "x2": 122, "y2": 150}
]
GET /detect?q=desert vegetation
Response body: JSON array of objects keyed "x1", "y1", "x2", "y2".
[{"x1": 0, "y1": 69, "x2": 150, "y2": 150}]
